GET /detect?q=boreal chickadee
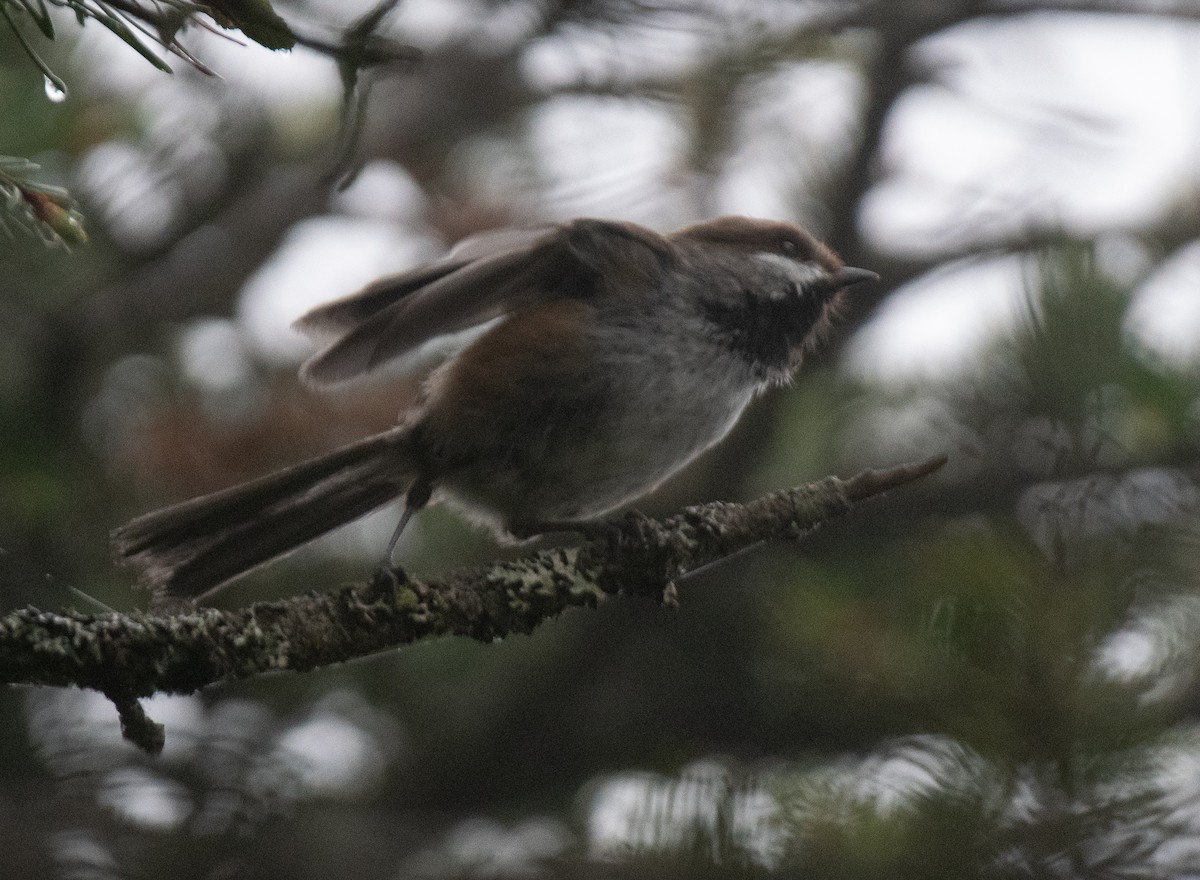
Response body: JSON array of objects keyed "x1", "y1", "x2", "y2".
[{"x1": 113, "y1": 216, "x2": 878, "y2": 600}]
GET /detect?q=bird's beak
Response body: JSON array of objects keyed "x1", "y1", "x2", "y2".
[{"x1": 831, "y1": 266, "x2": 880, "y2": 289}]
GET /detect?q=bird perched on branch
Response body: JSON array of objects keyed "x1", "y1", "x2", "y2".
[{"x1": 113, "y1": 216, "x2": 878, "y2": 600}]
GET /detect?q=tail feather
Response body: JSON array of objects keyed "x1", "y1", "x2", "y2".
[{"x1": 113, "y1": 428, "x2": 416, "y2": 599}]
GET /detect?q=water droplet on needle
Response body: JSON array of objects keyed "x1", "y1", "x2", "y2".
[{"x1": 43, "y1": 77, "x2": 67, "y2": 103}]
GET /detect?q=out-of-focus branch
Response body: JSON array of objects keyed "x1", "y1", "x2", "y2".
[
  {"x1": 853, "y1": 187, "x2": 1200, "y2": 301},
  {"x1": 81, "y1": 165, "x2": 331, "y2": 332},
  {"x1": 984, "y1": 0, "x2": 1200, "y2": 20},
  {"x1": 0, "y1": 456, "x2": 945, "y2": 754},
  {"x1": 811, "y1": 0, "x2": 1200, "y2": 345}
]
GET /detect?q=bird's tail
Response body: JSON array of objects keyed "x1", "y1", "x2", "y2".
[{"x1": 112, "y1": 427, "x2": 418, "y2": 600}]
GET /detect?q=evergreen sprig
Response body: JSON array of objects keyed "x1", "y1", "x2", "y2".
[{"x1": 0, "y1": 155, "x2": 87, "y2": 246}]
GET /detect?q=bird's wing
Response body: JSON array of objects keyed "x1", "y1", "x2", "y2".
[
  {"x1": 293, "y1": 226, "x2": 557, "y2": 342},
  {"x1": 296, "y1": 219, "x2": 670, "y2": 388}
]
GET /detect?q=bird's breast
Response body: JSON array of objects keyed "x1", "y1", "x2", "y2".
[{"x1": 414, "y1": 298, "x2": 762, "y2": 530}]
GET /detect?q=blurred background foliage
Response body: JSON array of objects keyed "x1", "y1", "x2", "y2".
[{"x1": 3, "y1": 0, "x2": 1200, "y2": 877}]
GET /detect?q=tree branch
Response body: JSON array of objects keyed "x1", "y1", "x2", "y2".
[
  {"x1": 0, "y1": 455, "x2": 945, "y2": 753},
  {"x1": 983, "y1": 0, "x2": 1200, "y2": 20}
]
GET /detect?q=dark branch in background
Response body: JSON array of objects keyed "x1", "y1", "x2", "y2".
[
  {"x1": 326, "y1": 0, "x2": 412, "y2": 189},
  {"x1": 0, "y1": 456, "x2": 945, "y2": 754},
  {"x1": 985, "y1": 0, "x2": 1200, "y2": 18},
  {"x1": 813, "y1": 0, "x2": 1200, "y2": 350}
]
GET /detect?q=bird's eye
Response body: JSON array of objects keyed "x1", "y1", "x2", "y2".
[{"x1": 780, "y1": 239, "x2": 798, "y2": 255}]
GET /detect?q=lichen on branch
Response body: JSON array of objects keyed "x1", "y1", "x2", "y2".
[{"x1": 0, "y1": 455, "x2": 946, "y2": 753}]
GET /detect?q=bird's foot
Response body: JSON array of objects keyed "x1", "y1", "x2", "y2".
[{"x1": 368, "y1": 562, "x2": 409, "y2": 602}]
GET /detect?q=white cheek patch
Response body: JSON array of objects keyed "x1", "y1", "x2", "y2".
[{"x1": 752, "y1": 253, "x2": 828, "y2": 298}]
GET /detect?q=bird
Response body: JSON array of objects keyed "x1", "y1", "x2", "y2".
[{"x1": 112, "y1": 216, "x2": 878, "y2": 600}]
